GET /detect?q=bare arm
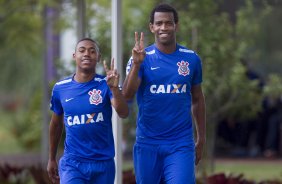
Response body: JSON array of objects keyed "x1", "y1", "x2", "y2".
[
  {"x1": 122, "y1": 63, "x2": 142, "y2": 101},
  {"x1": 122, "y1": 32, "x2": 145, "y2": 101},
  {"x1": 191, "y1": 84, "x2": 206, "y2": 165},
  {"x1": 47, "y1": 113, "x2": 64, "y2": 183},
  {"x1": 110, "y1": 87, "x2": 129, "y2": 118},
  {"x1": 104, "y1": 59, "x2": 129, "y2": 118}
]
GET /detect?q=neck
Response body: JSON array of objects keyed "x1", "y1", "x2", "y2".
[
  {"x1": 74, "y1": 72, "x2": 95, "y2": 83},
  {"x1": 156, "y1": 42, "x2": 177, "y2": 54}
]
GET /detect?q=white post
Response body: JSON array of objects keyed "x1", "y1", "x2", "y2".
[
  {"x1": 112, "y1": 0, "x2": 123, "y2": 184},
  {"x1": 77, "y1": 0, "x2": 86, "y2": 39}
]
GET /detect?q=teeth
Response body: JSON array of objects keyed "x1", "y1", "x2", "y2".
[{"x1": 82, "y1": 60, "x2": 91, "y2": 63}]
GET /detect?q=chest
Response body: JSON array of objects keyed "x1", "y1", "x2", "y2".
[
  {"x1": 60, "y1": 85, "x2": 111, "y2": 115},
  {"x1": 142, "y1": 54, "x2": 195, "y2": 85}
]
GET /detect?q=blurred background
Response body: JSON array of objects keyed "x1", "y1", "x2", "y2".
[{"x1": 0, "y1": 0, "x2": 282, "y2": 183}]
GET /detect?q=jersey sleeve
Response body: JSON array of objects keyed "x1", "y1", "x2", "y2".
[
  {"x1": 125, "y1": 56, "x2": 143, "y2": 78},
  {"x1": 50, "y1": 85, "x2": 64, "y2": 115},
  {"x1": 192, "y1": 53, "x2": 203, "y2": 85}
]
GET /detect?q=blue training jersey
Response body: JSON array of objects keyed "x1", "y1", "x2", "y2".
[
  {"x1": 50, "y1": 74, "x2": 114, "y2": 161},
  {"x1": 126, "y1": 44, "x2": 202, "y2": 144}
]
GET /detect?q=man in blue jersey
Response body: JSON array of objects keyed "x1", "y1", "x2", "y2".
[
  {"x1": 123, "y1": 3, "x2": 206, "y2": 184},
  {"x1": 47, "y1": 38, "x2": 129, "y2": 184}
]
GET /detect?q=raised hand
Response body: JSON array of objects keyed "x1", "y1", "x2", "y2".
[
  {"x1": 103, "y1": 58, "x2": 119, "y2": 89},
  {"x1": 132, "y1": 32, "x2": 145, "y2": 65}
]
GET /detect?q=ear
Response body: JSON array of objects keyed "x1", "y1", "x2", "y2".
[
  {"x1": 149, "y1": 23, "x2": 154, "y2": 33},
  {"x1": 175, "y1": 23, "x2": 179, "y2": 32},
  {"x1": 73, "y1": 53, "x2": 76, "y2": 59}
]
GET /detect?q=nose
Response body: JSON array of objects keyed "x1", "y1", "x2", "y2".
[
  {"x1": 160, "y1": 23, "x2": 167, "y2": 31},
  {"x1": 84, "y1": 49, "x2": 90, "y2": 56}
]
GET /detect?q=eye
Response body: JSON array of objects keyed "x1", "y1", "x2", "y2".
[
  {"x1": 90, "y1": 49, "x2": 96, "y2": 54},
  {"x1": 166, "y1": 21, "x2": 173, "y2": 26},
  {"x1": 155, "y1": 21, "x2": 162, "y2": 26},
  {"x1": 78, "y1": 48, "x2": 85, "y2": 53}
]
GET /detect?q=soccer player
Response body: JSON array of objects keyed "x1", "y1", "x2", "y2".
[
  {"x1": 123, "y1": 3, "x2": 206, "y2": 184},
  {"x1": 47, "y1": 38, "x2": 129, "y2": 184}
]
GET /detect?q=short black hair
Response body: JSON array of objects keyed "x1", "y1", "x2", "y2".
[
  {"x1": 75, "y1": 38, "x2": 100, "y2": 54},
  {"x1": 149, "y1": 3, "x2": 178, "y2": 24}
]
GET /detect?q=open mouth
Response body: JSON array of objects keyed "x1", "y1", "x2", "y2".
[
  {"x1": 82, "y1": 59, "x2": 92, "y2": 64},
  {"x1": 159, "y1": 33, "x2": 169, "y2": 38}
]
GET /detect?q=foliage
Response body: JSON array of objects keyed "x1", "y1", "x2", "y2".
[
  {"x1": 263, "y1": 74, "x2": 282, "y2": 99},
  {"x1": 0, "y1": 0, "x2": 62, "y2": 151},
  {"x1": 0, "y1": 0, "x2": 43, "y2": 94},
  {"x1": 10, "y1": 89, "x2": 42, "y2": 151},
  {"x1": 0, "y1": 0, "x2": 281, "y2": 172}
]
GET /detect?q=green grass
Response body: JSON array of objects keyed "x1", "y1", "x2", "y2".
[
  {"x1": 124, "y1": 159, "x2": 282, "y2": 182},
  {"x1": 213, "y1": 159, "x2": 282, "y2": 182}
]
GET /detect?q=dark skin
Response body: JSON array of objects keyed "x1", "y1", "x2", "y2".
[
  {"x1": 47, "y1": 40, "x2": 128, "y2": 183},
  {"x1": 123, "y1": 12, "x2": 206, "y2": 165}
]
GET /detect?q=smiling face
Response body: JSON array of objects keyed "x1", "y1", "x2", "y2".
[
  {"x1": 149, "y1": 12, "x2": 178, "y2": 47},
  {"x1": 73, "y1": 39, "x2": 100, "y2": 74}
]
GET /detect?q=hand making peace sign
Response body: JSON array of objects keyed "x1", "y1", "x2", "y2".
[
  {"x1": 132, "y1": 32, "x2": 146, "y2": 65},
  {"x1": 103, "y1": 58, "x2": 119, "y2": 89}
]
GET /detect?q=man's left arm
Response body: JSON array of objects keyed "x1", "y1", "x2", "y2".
[
  {"x1": 191, "y1": 84, "x2": 206, "y2": 165},
  {"x1": 110, "y1": 86, "x2": 129, "y2": 119}
]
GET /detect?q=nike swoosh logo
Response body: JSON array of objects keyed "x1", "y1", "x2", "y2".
[
  {"x1": 65, "y1": 98, "x2": 74, "y2": 102},
  {"x1": 151, "y1": 67, "x2": 160, "y2": 70}
]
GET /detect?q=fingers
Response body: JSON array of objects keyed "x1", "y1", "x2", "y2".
[
  {"x1": 195, "y1": 155, "x2": 200, "y2": 165},
  {"x1": 113, "y1": 69, "x2": 118, "y2": 76},
  {"x1": 195, "y1": 143, "x2": 203, "y2": 165},
  {"x1": 134, "y1": 32, "x2": 144, "y2": 51},
  {"x1": 108, "y1": 69, "x2": 118, "y2": 78},
  {"x1": 103, "y1": 60, "x2": 109, "y2": 73},
  {"x1": 135, "y1": 32, "x2": 139, "y2": 47},
  {"x1": 140, "y1": 32, "x2": 144, "y2": 49},
  {"x1": 111, "y1": 58, "x2": 115, "y2": 70},
  {"x1": 48, "y1": 169, "x2": 59, "y2": 183}
]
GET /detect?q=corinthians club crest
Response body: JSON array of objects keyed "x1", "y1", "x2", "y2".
[
  {"x1": 88, "y1": 89, "x2": 102, "y2": 105},
  {"x1": 177, "y1": 60, "x2": 190, "y2": 76}
]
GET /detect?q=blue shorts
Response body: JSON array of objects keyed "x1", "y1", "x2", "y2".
[
  {"x1": 59, "y1": 156, "x2": 115, "y2": 184},
  {"x1": 133, "y1": 141, "x2": 195, "y2": 184}
]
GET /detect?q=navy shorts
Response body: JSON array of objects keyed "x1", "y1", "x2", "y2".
[
  {"x1": 133, "y1": 141, "x2": 195, "y2": 184},
  {"x1": 59, "y1": 156, "x2": 115, "y2": 184}
]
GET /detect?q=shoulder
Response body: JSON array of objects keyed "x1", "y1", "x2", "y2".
[
  {"x1": 145, "y1": 44, "x2": 156, "y2": 56},
  {"x1": 93, "y1": 74, "x2": 109, "y2": 88},
  {"x1": 177, "y1": 44, "x2": 201, "y2": 61},
  {"x1": 53, "y1": 76, "x2": 73, "y2": 90},
  {"x1": 177, "y1": 45, "x2": 196, "y2": 55},
  {"x1": 93, "y1": 74, "x2": 107, "y2": 83},
  {"x1": 55, "y1": 76, "x2": 72, "y2": 85}
]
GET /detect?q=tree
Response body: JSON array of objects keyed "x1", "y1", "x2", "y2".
[{"x1": 0, "y1": 0, "x2": 63, "y2": 152}]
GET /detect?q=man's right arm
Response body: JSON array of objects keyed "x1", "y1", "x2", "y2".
[
  {"x1": 123, "y1": 32, "x2": 145, "y2": 101},
  {"x1": 122, "y1": 62, "x2": 141, "y2": 101},
  {"x1": 47, "y1": 113, "x2": 63, "y2": 183},
  {"x1": 48, "y1": 113, "x2": 64, "y2": 160}
]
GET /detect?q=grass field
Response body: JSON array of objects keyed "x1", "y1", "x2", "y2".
[
  {"x1": 210, "y1": 159, "x2": 282, "y2": 181},
  {"x1": 213, "y1": 159, "x2": 282, "y2": 182},
  {"x1": 124, "y1": 158, "x2": 282, "y2": 182}
]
